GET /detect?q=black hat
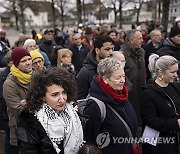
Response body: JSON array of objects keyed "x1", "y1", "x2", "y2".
[
  {"x1": 85, "y1": 27, "x2": 92, "y2": 34},
  {"x1": 169, "y1": 25, "x2": 180, "y2": 38},
  {"x1": 44, "y1": 29, "x2": 53, "y2": 35}
]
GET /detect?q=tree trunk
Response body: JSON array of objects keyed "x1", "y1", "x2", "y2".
[
  {"x1": 119, "y1": 0, "x2": 122, "y2": 29},
  {"x1": 61, "y1": 5, "x2": 64, "y2": 30},
  {"x1": 12, "y1": 0, "x2": 19, "y2": 31},
  {"x1": 82, "y1": 0, "x2": 86, "y2": 24},
  {"x1": 76, "y1": 0, "x2": 82, "y2": 25},
  {"x1": 19, "y1": 0, "x2": 25, "y2": 33},
  {"x1": 162, "y1": 0, "x2": 170, "y2": 31},
  {"x1": 158, "y1": 0, "x2": 161, "y2": 21},
  {"x1": 15, "y1": 15, "x2": 19, "y2": 31},
  {"x1": 136, "y1": 0, "x2": 143, "y2": 24},
  {"x1": 51, "y1": 0, "x2": 56, "y2": 30}
]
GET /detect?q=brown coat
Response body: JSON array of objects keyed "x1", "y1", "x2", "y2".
[{"x1": 3, "y1": 74, "x2": 30, "y2": 146}]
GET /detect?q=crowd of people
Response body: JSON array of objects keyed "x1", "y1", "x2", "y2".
[{"x1": 0, "y1": 18, "x2": 180, "y2": 154}]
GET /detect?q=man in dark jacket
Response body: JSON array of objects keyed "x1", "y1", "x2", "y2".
[
  {"x1": 157, "y1": 25, "x2": 180, "y2": 60},
  {"x1": 0, "y1": 51, "x2": 13, "y2": 154},
  {"x1": 121, "y1": 30, "x2": 146, "y2": 124},
  {"x1": 143, "y1": 29, "x2": 162, "y2": 80},
  {"x1": 76, "y1": 35, "x2": 114, "y2": 99},
  {"x1": 39, "y1": 29, "x2": 56, "y2": 60},
  {"x1": 69, "y1": 33, "x2": 89, "y2": 74}
]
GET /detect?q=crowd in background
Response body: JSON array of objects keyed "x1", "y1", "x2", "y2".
[{"x1": 0, "y1": 17, "x2": 180, "y2": 154}]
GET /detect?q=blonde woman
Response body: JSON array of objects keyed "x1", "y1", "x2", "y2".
[{"x1": 57, "y1": 48, "x2": 75, "y2": 74}]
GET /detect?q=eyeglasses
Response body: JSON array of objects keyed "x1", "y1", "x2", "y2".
[{"x1": 28, "y1": 45, "x2": 37, "y2": 48}]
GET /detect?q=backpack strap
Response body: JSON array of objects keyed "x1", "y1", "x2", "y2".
[{"x1": 87, "y1": 96, "x2": 106, "y2": 122}]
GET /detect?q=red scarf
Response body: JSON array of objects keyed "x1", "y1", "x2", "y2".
[{"x1": 96, "y1": 76, "x2": 128, "y2": 103}]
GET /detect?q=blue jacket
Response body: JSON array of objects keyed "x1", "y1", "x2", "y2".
[
  {"x1": 40, "y1": 51, "x2": 51, "y2": 68},
  {"x1": 84, "y1": 77, "x2": 138, "y2": 154}
]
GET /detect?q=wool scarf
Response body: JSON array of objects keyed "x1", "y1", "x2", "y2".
[
  {"x1": 11, "y1": 65, "x2": 32, "y2": 84},
  {"x1": 96, "y1": 76, "x2": 128, "y2": 103}
]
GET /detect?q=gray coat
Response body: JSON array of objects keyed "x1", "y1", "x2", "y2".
[
  {"x1": 121, "y1": 43, "x2": 146, "y2": 123},
  {"x1": 3, "y1": 74, "x2": 30, "y2": 146}
]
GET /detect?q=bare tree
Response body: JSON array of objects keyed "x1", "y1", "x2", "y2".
[
  {"x1": 161, "y1": 0, "x2": 170, "y2": 31},
  {"x1": 51, "y1": 0, "x2": 56, "y2": 30},
  {"x1": 18, "y1": 0, "x2": 26, "y2": 33},
  {"x1": 135, "y1": 0, "x2": 144, "y2": 24},
  {"x1": 82, "y1": 0, "x2": 86, "y2": 24},
  {"x1": 55, "y1": 0, "x2": 68, "y2": 30},
  {"x1": 76, "y1": 0, "x2": 82, "y2": 25},
  {"x1": 158, "y1": 0, "x2": 161, "y2": 21},
  {"x1": 0, "y1": 0, "x2": 20, "y2": 30}
]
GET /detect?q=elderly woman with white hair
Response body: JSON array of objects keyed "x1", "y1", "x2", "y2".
[
  {"x1": 84, "y1": 57, "x2": 138, "y2": 154},
  {"x1": 23, "y1": 39, "x2": 51, "y2": 68},
  {"x1": 142, "y1": 54, "x2": 180, "y2": 154}
]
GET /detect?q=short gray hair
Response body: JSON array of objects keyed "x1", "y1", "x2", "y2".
[
  {"x1": 126, "y1": 30, "x2": 139, "y2": 42},
  {"x1": 149, "y1": 29, "x2": 161, "y2": 38},
  {"x1": 97, "y1": 57, "x2": 124, "y2": 78},
  {"x1": 148, "y1": 53, "x2": 178, "y2": 79}
]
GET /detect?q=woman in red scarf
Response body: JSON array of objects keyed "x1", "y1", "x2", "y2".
[{"x1": 84, "y1": 57, "x2": 138, "y2": 154}]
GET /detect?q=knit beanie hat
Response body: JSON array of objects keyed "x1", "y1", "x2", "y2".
[
  {"x1": 11, "y1": 47, "x2": 31, "y2": 67},
  {"x1": 30, "y1": 49, "x2": 44, "y2": 61},
  {"x1": 23, "y1": 39, "x2": 36, "y2": 49},
  {"x1": 169, "y1": 25, "x2": 180, "y2": 38}
]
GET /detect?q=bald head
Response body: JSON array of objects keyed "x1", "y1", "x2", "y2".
[
  {"x1": 112, "y1": 51, "x2": 126, "y2": 63},
  {"x1": 149, "y1": 29, "x2": 162, "y2": 44}
]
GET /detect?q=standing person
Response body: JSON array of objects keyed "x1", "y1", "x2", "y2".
[
  {"x1": 107, "y1": 30, "x2": 120, "y2": 51},
  {"x1": 121, "y1": 29, "x2": 146, "y2": 124},
  {"x1": 23, "y1": 38, "x2": 51, "y2": 68},
  {"x1": 157, "y1": 25, "x2": 180, "y2": 60},
  {"x1": 112, "y1": 51, "x2": 133, "y2": 92},
  {"x1": 141, "y1": 53, "x2": 180, "y2": 154},
  {"x1": 3, "y1": 47, "x2": 32, "y2": 154},
  {"x1": 16, "y1": 67, "x2": 83, "y2": 154},
  {"x1": 56, "y1": 48, "x2": 75, "y2": 75},
  {"x1": 39, "y1": 29, "x2": 57, "y2": 61},
  {"x1": 30, "y1": 49, "x2": 46, "y2": 73},
  {"x1": 76, "y1": 35, "x2": 114, "y2": 99},
  {"x1": 69, "y1": 33, "x2": 89, "y2": 74},
  {"x1": 143, "y1": 29, "x2": 162, "y2": 80},
  {"x1": 84, "y1": 57, "x2": 138, "y2": 154},
  {"x1": 0, "y1": 51, "x2": 13, "y2": 154},
  {"x1": 81, "y1": 27, "x2": 94, "y2": 51}
]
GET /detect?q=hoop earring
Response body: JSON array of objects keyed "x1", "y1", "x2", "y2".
[{"x1": 158, "y1": 75, "x2": 163, "y2": 81}]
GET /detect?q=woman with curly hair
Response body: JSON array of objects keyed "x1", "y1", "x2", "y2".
[{"x1": 16, "y1": 67, "x2": 84, "y2": 154}]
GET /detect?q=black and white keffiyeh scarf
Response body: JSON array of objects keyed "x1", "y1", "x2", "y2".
[{"x1": 35, "y1": 103, "x2": 83, "y2": 154}]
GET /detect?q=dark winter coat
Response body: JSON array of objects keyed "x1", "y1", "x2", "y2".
[
  {"x1": 143, "y1": 41, "x2": 161, "y2": 80},
  {"x1": 0, "y1": 66, "x2": 10, "y2": 130},
  {"x1": 121, "y1": 43, "x2": 146, "y2": 123},
  {"x1": 76, "y1": 51, "x2": 98, "y2": 99},
  {"x1": 39, "y1": 39, "x2": 56, "y2": 60},
  {"x1": 141, "y1": 80, "x2": 180, "y2": 154},
  {"x1": 157, "y1": 38, "x2": 180, "y2": 61},
  {"x1": 16, "y1": 111, "x2": 58, "y2": 154},
  {"x1": 84, "y1": 77, "x2": 138, "y2": 154},
  {"x1": 69, "y1": 44, "x2": 89, "y2": 74}
]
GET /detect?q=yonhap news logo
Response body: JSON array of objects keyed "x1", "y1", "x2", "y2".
[
  {"x1": 96, "y1": 132, "x2": 110, "y2": 148},
  {"x1": 96, "y1": 132, "x2": 175, "y2": 148}
]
